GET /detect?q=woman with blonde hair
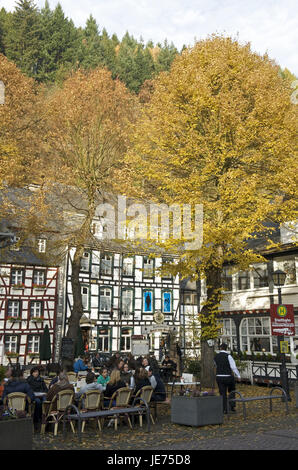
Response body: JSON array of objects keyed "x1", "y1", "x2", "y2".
[{"x1": 104, "y1": 369, "x2": 126, "y2": 398}]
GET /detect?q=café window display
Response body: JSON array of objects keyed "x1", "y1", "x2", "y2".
[{"x1": 240, "y1": 317, "x2": 278, "y2": 354}]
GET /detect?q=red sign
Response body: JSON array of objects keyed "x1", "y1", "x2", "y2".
[{"x1": 270, "y1": 304, "x2": 295, "y2": 336}]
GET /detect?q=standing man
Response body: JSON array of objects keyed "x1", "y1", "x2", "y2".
[{"x1": 214, "y1": 343, "x2": 240, "y2": 414}]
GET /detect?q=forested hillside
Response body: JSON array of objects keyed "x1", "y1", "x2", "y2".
[{"x1": 0, "y1": 0, "x2": 180, "y2": 93}]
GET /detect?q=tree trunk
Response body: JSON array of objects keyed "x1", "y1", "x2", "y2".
[
  {"x1": 67, "y1": 245, "x2": 85, "y2": 341},
  {"x1": 63, "y1": 195, "x2": 96, "y2": 368},
  {"x1": 200, "y1": 266, "x2": 222, "y2": 388}
]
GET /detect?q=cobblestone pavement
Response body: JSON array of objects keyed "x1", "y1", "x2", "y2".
[
  {"x1": 33, "y1": 411, "x2": 298, "y2": 450},
  {"x1": 32, "y1": 385, "x2": 298, "y2": 451},
  {"x1": 152, "y1": 428, "x2": 298, "y2": 450}
]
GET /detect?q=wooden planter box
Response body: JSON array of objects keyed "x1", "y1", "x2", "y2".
[
  {"x1": 171, "y1": 395, "x2": 223, "y2": 427},
  {"x1": 0, "y1": 418, "x2": 33, "y2": 450}
]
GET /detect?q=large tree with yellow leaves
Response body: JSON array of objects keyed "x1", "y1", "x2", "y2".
[{"x1": 124, "y1": 36, "x2": 298, "y2": 386}]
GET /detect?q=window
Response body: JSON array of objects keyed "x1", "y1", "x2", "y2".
[
  {"x1": 7, "y1": 300, "x2": 21, "y2": 318},
  {"x1": 123, "y1": 257, "x2": 134, "y2": 276},
  {"x1": 240, "y1": 317, "x2": 275, "y2": 353},
  {"x1": 80, "y1": 252, "x2": 90, "y2": 272},
  {"x1": 161, "y1": 258, "x2": 173, "y2": 279},
  {"x1": 99, "y1": 287, "x2": 112, "y2": 312},
  {"x1": 81, "y1": 285, "x2": 90, "y2": 310},
  {"x1": 143, "y1": 257, "x2": 154, "y2": 278},
  {"x1": 219, "y1": 318, "x2": 237, "y2": 351},
  {"x1": 30, "y1": 301, "x2": 43, "y2": 318},
  {"x1": 183, "y1": 291, "x2": 197, "y2": 305},
  {"x1": 27, "y1": 335, "x2": 40, "y2": 354},
  {"x1": 33, "y1": 270, "x2": 46, "y2": 286},
  {"x1": 11, "y1": 269, "x2": 24, "y2": 286},
  {"x1": 97, "y1": 327, "x2": 110, "y2": 352},
  {"x1": 238, "y1": 270, "x2": 250, "y2": 290},
  {"x1": 121, "y1": 289, "x2": 133, "y2": 316},
  {"x1": 222, "y1": 267, "x2": 232, "y2": 291},
  {"x1": 253, "y1": 264, "x2": 268, "y2": 288},
  {"x1": 4, "y1": 335, "x2": 19, "y2": 353},
  {"x1": 162, "y1": 291, "x2": 172, "y2": 313},
  {"x1": 120, "y1": 328, "x2": 132, "y2": 352},
  {"x1": 10, "y1": 236, "x2": 20, "y2": 251},
  {"x1": 38, "y1": 238, "x2": 46, "y2": 253},
  {"x1": 143, "y1": 290, "x2": 153, "y2": 313},
  {"x1": 275, "y1": 258, "x2": 297, "y2": 285},
  {"x1": 100, "y1": 254, "x2": 112, "y2": 275}
]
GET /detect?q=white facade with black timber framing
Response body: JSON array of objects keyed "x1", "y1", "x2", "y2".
[
  {"x1": 0, "y1": 260, "x2": 59, "y2": 366},
  {"x1": 63, "y1": 248, "x2": 181, "y2": 358}
]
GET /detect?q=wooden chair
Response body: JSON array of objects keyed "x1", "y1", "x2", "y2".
[
  {"x1": 41, "y1": 389, "x2": 75, "y2": 436},
  {"x1": 67, "y1": 372, "x2": 77, "y2": 384},
  {"x1": 3, "y1": 392, "x2": 34, "y2": 418},
  {"x1": 104, "y1": 387, "x2": 132, "y2": 430},
  {"x1": 78, "y1": 390, "x2": 103, "y2": 432},
  {"x1": 134, "y1": 386, "x2": 155, "y2": 427}
]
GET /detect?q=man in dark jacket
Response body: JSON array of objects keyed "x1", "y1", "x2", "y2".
[
  {"x1": 2, "y1": 368, "x2": 36, "y2": 405},
  {"x1": 214, "y1": 343, "x2": 241, "y2": 413}
]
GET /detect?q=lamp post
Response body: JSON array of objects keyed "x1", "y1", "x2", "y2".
[{"x1": 272, "y1": 269, "x2": 291, "y2": 401}]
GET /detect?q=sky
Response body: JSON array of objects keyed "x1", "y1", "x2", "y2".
[{"x1": 1, "y1": 0, "x2": 297, "y2": 75}]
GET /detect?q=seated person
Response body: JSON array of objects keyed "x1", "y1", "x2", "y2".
[
  {"x1": 26, "y1": 367, "x2": 48, "y2": 425},
  {"x1": 148, "y1": 367, "x2": 166, "y2": 401},
  {"x1": 97, "y1": 367, "x2": 110, "y2": 388},
  {"x1": 75, "y1": 372, "x2": 103, "y2": 406},
  {"x1": 161, "y1": 355, "x2": 176, "y2": 381},
  {"x1": 162, "y1": 355, "x2": 176, "y2": 369},
  {"x1": 2, "y1": 367, "x2": 35, "y2": 402},
  {"x1": 73, "y1": 355, "x2": 89, "y2": 373},
  {"x1": 120, "y1": 363, "x2": 133, "y2": 386},
  {"x1": 48, "y1": 365, "x2": 62, "y2": 388},
  {"x1": 141, "y1": 357, "x2": 150, "y2": 371},
  {"x1": 104, "y1": 369, "x2": 126, "y2": 407},
  {"x1": 134, "y1": 367, "x2": 151, "y2": 395},
  {"x1": 46, "y1": 372, "x2": 74, "y2": 404},
  {"x1": 92, "y1": 353, "x2": 102, "y2": 369},
  {"x1": 116, "y1": 359, "x2": 125, "y2": 371},
  {"x1": 2, "y1": 368, "x2": 36, "y2": 415},
  {"x1": 26, "y1": 367, "x2": 48, "y2": 394}
]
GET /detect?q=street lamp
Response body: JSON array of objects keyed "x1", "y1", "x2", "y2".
[{"x1": 272, "y1": 269, "x2": 291, "y2": 401}]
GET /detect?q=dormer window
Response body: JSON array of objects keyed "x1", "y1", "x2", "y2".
[{"x1": 38, "y1": 238, "x2": 46, "y2": 253}]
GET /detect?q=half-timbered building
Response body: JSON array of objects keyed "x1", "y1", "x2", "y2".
[
  {"x1": 0, "y1": 244, "x2": 59, "y2": 366},
  {"x1": 63, "y1": 247, "x2": 181, "y2": 359}
]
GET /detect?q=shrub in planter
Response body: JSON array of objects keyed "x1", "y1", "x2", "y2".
[{"x1": 187, "y1": 361, "x2": 201, "y2": 379}]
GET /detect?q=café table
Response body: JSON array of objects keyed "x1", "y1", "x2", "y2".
[
  {"x1": 33, "y1": 392, "x2": 47, "y2": 398},
  {"x1": 167, "y1": 381, "x2": 200, "y2": 398}
]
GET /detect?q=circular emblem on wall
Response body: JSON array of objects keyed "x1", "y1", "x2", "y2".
[
  {"x1": 154, "y1": 311, "x2": 165, "y2": 324},
  {"x1": 277, "y1": 305, "x2": 287, "y2": 317}
]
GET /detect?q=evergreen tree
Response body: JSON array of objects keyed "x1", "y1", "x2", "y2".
[
  {"x1": 97, "y1": 28, "x2": 117, "y2": 75},
  {"x1": 0, "y1": 8, "x2": 7, "y2": 54},
  {"x1": 4, "y1": 0, "x2": 42, "y2": 78},
  {"x1": 155, "y1": 40, "x2": 178, "y2": 73},
  {"x1": 38, "y1": 2, "x2": 80, "y2": 82},
  {"x1": 77, "y1": 15, "x2": 102, "y2": 69}
]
